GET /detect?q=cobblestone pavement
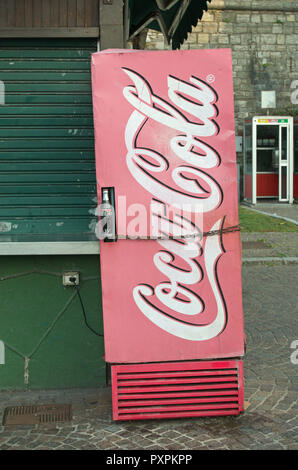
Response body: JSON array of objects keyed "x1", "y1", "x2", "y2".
[
  {"x1": 241, "y1": 232, "x2": 298, "y2": 260},
  {"x1": 0, "y1": 264, "x2": 297, "y2": 450}
]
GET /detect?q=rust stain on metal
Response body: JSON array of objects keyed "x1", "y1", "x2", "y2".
[{"x1": 2, "y1": 404, "x2": 72, "y2": 425}]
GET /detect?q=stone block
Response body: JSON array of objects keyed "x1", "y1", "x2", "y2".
[
  {"x1": 201, "y1": 11, "x2": 214, "y2": 22},
  {"x1": 218, "y1": 22, "x2": 233, "y2": 34},
  {"x1": 286, "y1": 35, "x2": 298, "y2": 45},
  {"x1": 277, "y1": 34, "x2": 285, "y2": 45},
  {"x1": 257, "y1": 24, "x2": 274, "y2": 34},
  {"x1": 218, "y1": 34, "x2": 229, "y2": 44},
  {"x1": 262, "y1": 14, "x2": 277, "y2": 23},
  {"x1": 192, "y1": 23, "x2": 203, "y2": 32},
  {"x1": 202, "y1": 23, "x2": 218, "y2": 33},
  {"x1": 185, "y1": 32, "x2": 197, "y2": 43},
  {"x1": 236, "y1": 14, "x2": 250, "y2": 23},
  {"x1": 197, "y1": 33, "x2": 210, "y2": 44},
  {"x1": 230, "y1": 35, "x2": 241, "y2": 45},
  {"x1": 260, "y1": 34, "x2": 277, "y2": 45},
  {"x1": 251, "y1": 14, "x2": 261, "y2": 24},
  {"x1": 272, "y1": 24, "x2": 283, "y2": 34},
  {"x1": 234, "y1": 24, "x2": 248, "y2": 34}
]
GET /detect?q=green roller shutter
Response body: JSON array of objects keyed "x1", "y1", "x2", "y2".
[{"x1": 0, "y1": 39, "x2": 98, "y2": 242}]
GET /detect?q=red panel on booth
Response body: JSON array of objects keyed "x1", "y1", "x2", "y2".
[
  {"x1": 257, "y1": 173, "x2": 278, "y2": 197},
  {"x1": 294, "y1": 174, "x2": 298, "y2": 198}
]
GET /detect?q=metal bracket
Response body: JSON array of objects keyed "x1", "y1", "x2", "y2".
[
  {"x1": 156, "y1": 0, "x2": 180, "y2": 10},
  {"x1": 103, "y1": 0, "x2": 113, "y2": 4}
]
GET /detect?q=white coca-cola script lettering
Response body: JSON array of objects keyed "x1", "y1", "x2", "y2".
[{"x1": 122, "y1": 68, "x2": 227, "y2": 341}]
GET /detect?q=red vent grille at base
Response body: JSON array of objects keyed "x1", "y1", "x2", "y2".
[{"x1": 111, "y1": 360, "x2": 244, "y2": 421}]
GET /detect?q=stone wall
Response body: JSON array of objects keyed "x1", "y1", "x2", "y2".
[{"x1": 146, "y1": 0, "x2": 298, "y2": 137}]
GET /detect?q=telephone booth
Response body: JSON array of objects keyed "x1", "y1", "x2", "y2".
[{"x1": 243, "y1": 116, "x2": 295, "y2": 204}]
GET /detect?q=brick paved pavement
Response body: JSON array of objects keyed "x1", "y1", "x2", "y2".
[
  {"x1": 241, "y1": 232, "x2": 298, "y2": 261},
  {"x1": 0, "y1": 263, "x2": 297, "y2": 450}
]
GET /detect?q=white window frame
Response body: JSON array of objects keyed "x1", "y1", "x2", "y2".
[{"x1": 0, "y1": 242, "x2": 100, "y2": 256}]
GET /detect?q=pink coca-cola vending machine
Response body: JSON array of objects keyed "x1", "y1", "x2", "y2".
[{"x1": 91, "y1": 48, "x2": 245, "y2": 421}]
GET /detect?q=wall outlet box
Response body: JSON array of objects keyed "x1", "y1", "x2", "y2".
[{"x1": 62, "y1": 271, "x2": 80, "y2": 286}]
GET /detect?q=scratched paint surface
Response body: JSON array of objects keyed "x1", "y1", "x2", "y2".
[{"x1": 92, "y1": 49, "x2": 245, "y2": 363}]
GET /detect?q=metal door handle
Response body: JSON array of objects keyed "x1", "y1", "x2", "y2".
[{"x1": 100, "y1": 187, "x2": 117, "y2": 242}]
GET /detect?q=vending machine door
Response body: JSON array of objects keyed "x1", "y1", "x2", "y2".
[
  {"x1": 92, "y1": 49, "x2": 245, "y2": 364},
  {"x1": 252, "y1": 117, "x2": 293, "y2": 203}
]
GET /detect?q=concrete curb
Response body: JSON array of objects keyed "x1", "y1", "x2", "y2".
[
  {"x1": 242, "y1": 256, "x2": 298, "y2": 265},
  {"x1": 240, "y1": 203, "x2": 298, "y2": 226}
]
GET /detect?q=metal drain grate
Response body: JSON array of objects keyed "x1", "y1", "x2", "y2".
[{"x1": 2, "y1": 404, "x2": 72, "y2": 425}]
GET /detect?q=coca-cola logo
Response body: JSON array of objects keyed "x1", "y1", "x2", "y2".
[
  {"x1": 122, "y1": 68, "x2": 227, "y2": 341},
  {"x1": 123, "y1": 68, "x2": 223, "y2": 213}
]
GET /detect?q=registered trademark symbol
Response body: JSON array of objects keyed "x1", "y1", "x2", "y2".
[{"x1": 206, "y1": 74, "x2": 215, "y2": 83}]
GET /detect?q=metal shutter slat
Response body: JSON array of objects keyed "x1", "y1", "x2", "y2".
[{"x1": 0, "y1": 39, "x2": 97, "y2": 241}]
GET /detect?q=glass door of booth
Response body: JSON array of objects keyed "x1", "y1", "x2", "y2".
[
  {"x1": 279, "y1": 124, "x2": 291, "y2": 202},
  {"x1": 251, "y1": 117, "x2": 293, "y2": 204},
  {"x1": 243, "y1": 119, "x2": 253, "y2": 203}
]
